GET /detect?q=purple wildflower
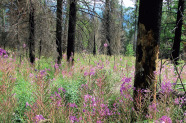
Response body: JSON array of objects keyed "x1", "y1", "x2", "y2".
[
  {"x1": 89, "y1": 68, "x2": 96, "y2": 76},
  {"x1": 69, "y1": 103, "x2": 77, "y2": 108},
  {"x1": 149, "y1": 103, "x2": 157, "y2": 112},
  {"x1": 84, "y1": 71, "x2": 89, "y2": 76},
  {"x1": 54, "y1": 63, "x2": 59, "y2": 69},
  {"x1": 26, "y1": 102, "x2": 30, "y2": 107},
  {"x1": 104, "y1": 43, "x2": 108, "y2": 47},
  {"x1": 159, "y1": 116, "x2": 172, "y2": 123},
  {"x1": 97, "y1": 121, "x2": 102, "y2": 123},
  {"x1": 84, "y1": 94, "x2": 90, "y2": 102},
  {"x1": 69, "y1": 116, "x2": 78, "y2": 123},
  {"x1": 161, "y1": 79, "x2": 173, "y2": 94},
  {"x1": 23, "y1": 44, "x2": 26, "y2": 48},
  {"x1": 120, "y1": 77, "x2": 132, "y2": 96},
  {"x1": 174, "y1": 98, "x2": 179, "y2": 105},
  {"x1": 58, "y1": 87, "x2": 66, "y2": 93},
  {"x1": 34, "y1": 115, "x2": 45, "y2": 123}
]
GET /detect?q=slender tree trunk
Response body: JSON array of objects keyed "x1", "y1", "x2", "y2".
[
  {"x1": 56, "y1": 0, "x2": 63, "y2": 64},
  {"x1": 171, "y1": 0, "x2": 184, "y2": 65},
  {"x1": 67, "y1": 0, "x2": 77, "y2": 63},
  {"x1": 133, "y1": 0, "x2": 163, "y2": 119},
  {"x1": 105, "y1": 0, "x2": 111, "y2": 56},
  {"x1": 1, "y1": 9, "x2": 5, "y2": 49},
  {"x1": 133, "y1": 0, "x2": 138, "y2": 55},
  {"x1": 93, "y1": 0, "x2": 96, "y2": 55},
  {"x1": 63, "y1": 0, "x2": 69, "y2": 53},
  {"x1": 29, "y1": 0, "x2": 35, "y2": 64}
]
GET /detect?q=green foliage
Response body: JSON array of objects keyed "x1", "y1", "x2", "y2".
[
  {"x1": 125, "y1": 43, "x2": 134, "y2": 56},
  {"x1": 13, "y1": 74, "x2": 34, "y2": 118},
  {"x1": 53, "y1": 74, "x2": 87, "y2": 104}
]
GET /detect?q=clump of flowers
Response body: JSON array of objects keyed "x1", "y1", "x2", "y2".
[
  {"x1": 160, "y1": 78, "x2": 173, "y2": 94},
  {"x1": 120, "y1": 77, "x2": 132, "y2": 98},
  {"x1": 69, "y1": 115, "x2": 79, "y2": 123},
  {"x1": 33, "y1": 115, "x2": 45, "y2": 123},
  {"x1": 158, "y1": 116, "x2": 172, "y2": 123},
  {"x1": 0, "y1": 48, "x2": 8, "y2": 58}
]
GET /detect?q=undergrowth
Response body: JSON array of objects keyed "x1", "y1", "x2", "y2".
[{"x1": 0, "y1": 48, "x2": 185, "y2": 123}]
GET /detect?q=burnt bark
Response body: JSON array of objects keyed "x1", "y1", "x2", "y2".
[
  {"x1": 29, "y1": 0, "x2": 35, "y2": 64},
  {"x1": 67, "y1": 0, "x2": 77, "y2": 62},
  {"x1": 56, "y1": 0, "x2": 63, "y2": 64},
  {"x1": 171, "y1": 0, "x2": 184, "y2": 65},
  {"x1": 133, "y1": 0, "x2": 163, "y2": 119}
]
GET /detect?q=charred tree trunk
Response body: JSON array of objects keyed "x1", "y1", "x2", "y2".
[
  {"x1": 93, "y1": 0, "x2": 96, "y2": 55},
  {"x1": 171, "y1": 0, "x2": 184, "y2": 65},
  {"x1": 93, "y1": 35, "x2": 96, "y2": 55},
  {"x1": 105, "y1": 0, "x2": 111, "y2": 56},
  {"x1": 56, "y1": 0, "x2": 63, "y2": 64},
  {"x1": 29, "y1": 0, "x2": 35, "y2": 64},
  {"x1": 67, "y1": 0, "x2": 77, "y2": 63},
  {"x1": 133, "y1": 0, "x2": 163, "y2": 119}
]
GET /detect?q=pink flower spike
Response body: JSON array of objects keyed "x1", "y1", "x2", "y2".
[{"x1": 104, "y1": 43, "x2": 108, "y2": 47}]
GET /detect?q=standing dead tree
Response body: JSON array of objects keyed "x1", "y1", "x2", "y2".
[{"x1": 133, "y1": 0, "x2": 163, "y2": 119}]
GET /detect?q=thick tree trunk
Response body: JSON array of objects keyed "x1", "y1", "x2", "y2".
[
  {"x1": 171, "y1": 0, "x2": 184, "y2": 65},
  {"x1": 56, "y1": 0, "x2": 63, "y2": 64},
  {"x1": 133, "y1": 0, "x2": 163, "y2": 119},
  {"x1": 105, "y1": 0, "x2": 111, "y2": 56},
  {"x1": 67, "y1": 0, "x2": 77, "y2": 63},
  {"x1": 29, "y1": 0, "x2": 35, "y2": 64}
]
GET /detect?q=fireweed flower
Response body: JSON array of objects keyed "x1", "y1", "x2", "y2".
[
  {"x1": 34, "y1": 115, "x2": 45, "y2": 123},
  {"x1": 23, "y1": 43, "x2": 26, "y2": 48},
  {"x1": 149, "y1": 103, "x2": 157, "y2": 112},
  {"x1": 84, "y1": 71, "x2": 89, "y2": 76},
  {"x1": 58, "y1": 87, "x2": 66, "y2": 93},
  {"x1": 120, "y1": 77, "x2": 132, "y2": 96},
  {"x1": 104, "y1": 43, "x2": 108, "y2": 47},
  {"x1": 40, "y1": 70, "x2": 46, "y2": 77},
  {"x1": 69, "y1": 116, "x2": 78, "y2": 123},
  {"x1": 55, "y1": 92, "x2": 62, "y2": 99},
  {"x1": 161, "y1": 79, "x2": 173, "y2": 94},
  {"x1": 69, "y1": 103, "x2": 77, "y2": 108},
  {"x1": 84, "y1": 94, "x2": 90, "y2": 102},
  {"x1": 159, "y1": 116, "x2": 172, "y2": 123},
  {"x1": 26, "y1": 102, "x2": 30, "y2": 107},
  {"x1": 54, "y1": 63, "x2": 59, "y2": 69},
  {"x1": 89, "y1": 68, "x2": 96, "y2": 76},
  {"x1": 4, "y1": 54, "x2": 8, "y2": 58},
  {"x1": 174, "y1": 98, "x2": 179, "y2": 105}
]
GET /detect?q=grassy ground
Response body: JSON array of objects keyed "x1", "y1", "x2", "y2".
[{"x1": 0, "y1": 51, "x2": 185, "y2": 123}]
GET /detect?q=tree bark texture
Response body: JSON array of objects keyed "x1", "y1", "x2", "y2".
[
  {"x1": 133, "y1": 0, "x2": 163, "y2": 117},
  {"x1": 56, "y1": 0, "x2": 63, "y2": 64},
  {"x1": 171, "y1": 0, "x2": 185, "y2": 65},
  {"x1": 67, "y1": 0, "x2": 77, "y2": 62},
  {"x1": 29, "y1": 0, "x2": 35, "y2": 64}
]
